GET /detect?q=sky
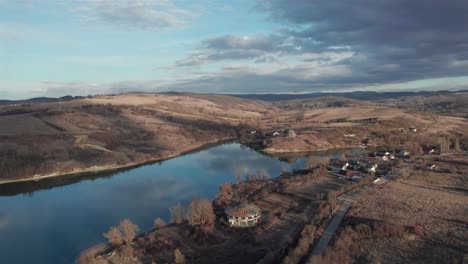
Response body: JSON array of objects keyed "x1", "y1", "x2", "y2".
[{"x1": 1, "y1": 0, "x2": 468, "y2": 100}]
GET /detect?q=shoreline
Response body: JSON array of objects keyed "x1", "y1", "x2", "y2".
[{"x1": 0, "y1": 137, "x2": 237, "y2": 186}]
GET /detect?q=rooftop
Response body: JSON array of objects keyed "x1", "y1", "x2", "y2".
[{"x1": 225, "y1": 204, "x2": 260, "y2": 218}]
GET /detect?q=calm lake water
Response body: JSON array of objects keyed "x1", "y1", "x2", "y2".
[{"x1": 0, "y1": 143, "x2": 307, "y2": 264}]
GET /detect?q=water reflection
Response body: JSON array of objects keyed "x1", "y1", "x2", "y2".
[
  {"x1": 0, "y1": 143, "x2": 306, "y2": 264},
  {"x1": 0, "y1": 213, "x2": 10, "y2": 230}
]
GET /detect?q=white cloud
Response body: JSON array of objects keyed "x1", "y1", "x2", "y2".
[{"x1": 77, "y1": 0, "x2": 197, "y2": 31}]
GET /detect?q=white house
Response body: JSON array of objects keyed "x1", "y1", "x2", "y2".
[
  {"x1": 225, "y1": 204, "x2": 261, "y2": 228},
  {"x1": 368, "y1": 164, "x2": 378, "y2": 173}
]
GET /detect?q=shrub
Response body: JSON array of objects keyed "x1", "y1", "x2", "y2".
[
  {"x1": 103, "y1": 226, "x2": 123, "y2": 247},
  {"x1": 174, "y1": 248, "x2": 186, "y2": 264},
  {"x1": 187, "y1": 199, "x2": 215, "y2": 227},
  {"x1": 438, "y1": 137, "x2": 451, "y2": 153},
  {"x1": 103, "y1": 219, "x2": 140, "y2": 247},
  {"x1": 305, "y1": 156, "x2": 330, "y2": 169},
  {"x1": 120, "y1": 219, "x2": 139, "y2": 244},
  {"x1": 170, "y1": 202, "x2": 185, "y2": 224},
  {"x1": 354, "y1": 224, "x2": 372, "y2": 237},
  {"x1": 235, "y1": 167, "x2": 243, "y2": 183},
  {"x1": 327, "y1": 191, "x2": 337, "y2": 213},
  {"x1": 257, "y1": 168, "x2": 270, "y2": 179},
  {"x1": 154, "y1": 217, "x2": 166, "y2": 229},
  {"x1": 282, "y1": 224, "x2": 316, "y2": 264},
  {"x1": 119, "y1": 245, "x2": 135, "y2": 258}
]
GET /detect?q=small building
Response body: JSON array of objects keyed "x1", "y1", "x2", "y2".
[
  {"x1": 368, "y1": 164, "x2": 378, "y2": 173},
  {"x1": 341, "y1": 162, "x2": 349, "y2": 171},
  {"x1": 225, "y1": 204, "x2": 261, "y2": 227},
  {"x1": 250, "y1": 130, "x2": 257, "y2": 135},
  {"x1": 272, "y1": 131, "x2": 280, "y2": 137},
  {"x1": 422, "y1": 145, "x2": 439, "y2": 155},
  {"x1": 339, "y1": 169, "x2": 355, "y2": 177},
  {"x1": 344, "y1": 134, "x2": 356, "y2": 138}
]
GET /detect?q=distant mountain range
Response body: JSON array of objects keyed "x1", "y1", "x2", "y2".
[
  {"x1": 229, "y1": 90, "x2": 468, "y2": 101},
  {"x1": 1, "y1": 90, "x2": 466, "y2": 104},
  {"x1": 0, "y1": 96, "x2": 86, "y2": 105}
]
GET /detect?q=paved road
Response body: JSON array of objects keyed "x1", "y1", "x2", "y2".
[{"x1": 306, "y1": 192, "x2": 361, "y2": 263}]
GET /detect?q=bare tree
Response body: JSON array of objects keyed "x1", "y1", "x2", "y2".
[
  {"x1": 170, "y1": 202, "x2": 185, "y2": 224},
  {"x1": 174, "y1": 248, "x2": 186, "y2": 264},
  {"x1": 119, "y1": 219, "x2": 139, "y2": 244},
  {"x1": 258, "y1": 168, "x2": 270, "y2": 179},
  {"x1": 453, "y1": 137, "x2": 461, "y2": 152},
  {"x1": 218, "y1": 183, "x2": 233, "y2": 204},
  {"x1": 234, "y1": 167, "x2": 243, "y2": 183},
  {"x1": 295, "y1": 110, "x2": 305, "y2": 123},
  {"x1": 154, "y1": 217, "x2": 166, "y2": 229},
  {"x1": 282, "y1": 224, "x2": 316, "y2": 264},
  {"x1": 327, "y1": 191, "x2": 337, "y2": 214},
  {"x1": 103, "y1": 226, "x2": 123, "y2": 247},
  {"x1": 404, "y1": 141, "x2": 420, "y2": 159},
  {"x1": 383, "y1": 134, "x2": 400, "y2": 150},
  {"x1": 305, "y1": 156, "x2": 330, "y2": 169},
  {"x1": 187, "y1": 199, "x2": 215, "y2": 227},
  {"x1": 438, "y1": 137, "x2": 451, "y2": 153}
]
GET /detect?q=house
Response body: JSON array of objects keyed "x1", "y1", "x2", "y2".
[
  {"x1": 328, "y1": 160, "x2": 345, "y2": 171},
  {"x1": 286, "y1": 129, "x2": 297, "y2": 138},
  {"x1": 225, "y1": 204, "x2": 261, "y2": 227},
  {"x1": 422, "y1": 145, "x2": 439, "y2": 155},
  {"x1": 345, "y1": 134, "x2": 356, "y2": 138},
  {"x1": 341, "y1": 162, "x2": 349, "y2": 170},
  {"x1": 409, "y1": 127, "x2": 417, "y2": 132},
  {"x1": 250, "y1": 130, "x2": 257, "y2": 135},
  {"x1": 369, "y1": 164, "x2": 378, "y2": 173},
  {"x1": 374, "y1": 151, "x2": 390, "y2": 161},
  {"x1": 339, "y1": 169, "x2": 354, "y2": 177},
  {"x1": 356, "y1": 159, "x2": 378, "y2": 173},
  {"x1": 272, "y1": 131, "x2": 280, "y2": 137}
]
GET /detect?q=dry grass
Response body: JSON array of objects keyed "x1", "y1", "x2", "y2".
[
  {"x1": 1, "y1": 93, "x2": 466, "y2": 183},
  {"x1": 319, "y1": 154, "x2": 468, "y2": 264}
]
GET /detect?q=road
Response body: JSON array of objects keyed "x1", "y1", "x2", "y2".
[{"x1": 306, "y1": 191, "x2": 362, "y2": 263}]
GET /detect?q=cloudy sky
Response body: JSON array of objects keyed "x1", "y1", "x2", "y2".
[{"x1": 1, "y1": 0, "x2": 468, "y2": 99}]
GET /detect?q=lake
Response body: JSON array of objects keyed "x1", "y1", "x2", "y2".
[{"x1": 0, "y1": 143, "x2": 307, "y2": 264}]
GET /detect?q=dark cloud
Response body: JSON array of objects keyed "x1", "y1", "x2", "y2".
[
  {"x1": 176, "y1": 34, "x2": 297, "y2": 66},
  {"x1": 34, "y1": 1, "x2": 468, "y2": 95},
  {"x1": 256, "y1": 0, "x2": 468, "y2": 83},
  {"x1": 172, "y1": 0, "x2": 468, "y2": 92}
]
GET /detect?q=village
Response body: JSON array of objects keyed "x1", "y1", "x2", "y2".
[{"x1": 79, "y1": 125, "x2": 464, "y2": 264}]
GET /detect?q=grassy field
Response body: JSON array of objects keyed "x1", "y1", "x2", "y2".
[{"x1": 315, "y1": 154, "x2": 468, "y2": 264}]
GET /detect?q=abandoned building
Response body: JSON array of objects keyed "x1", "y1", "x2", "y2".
[{"x1": 225, "y1": 204, "x2": 261, "y2": 227}]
